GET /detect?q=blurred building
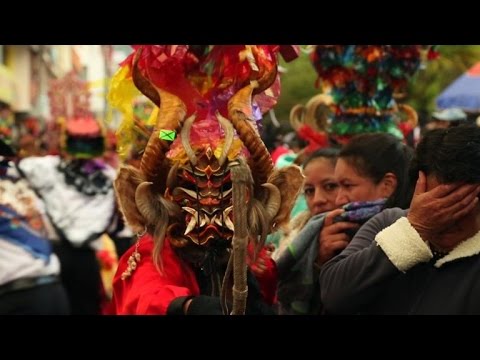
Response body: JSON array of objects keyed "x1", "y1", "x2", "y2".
[{"x1": 0, "y1": 45, "x2": 116, "y2": 151}]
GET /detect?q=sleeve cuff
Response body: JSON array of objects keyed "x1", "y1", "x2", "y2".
[
  {"x1": 186, "y1": 295, "x2": 224, "y2": 315},
  {"x1": 375, "y1": 217, "x2": 433, "y2": 272},
  {"x1": 167, "y1": 296, "x2": 194, "y2": 315}
]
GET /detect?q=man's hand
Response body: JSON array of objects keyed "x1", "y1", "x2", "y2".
[{"x1": 407, "y1": 171, "x2": 480, "y2": 250}]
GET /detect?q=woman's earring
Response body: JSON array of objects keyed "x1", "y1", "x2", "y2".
[{"x1": 121, "y1": 226, "x2": 147, "y2": 280}]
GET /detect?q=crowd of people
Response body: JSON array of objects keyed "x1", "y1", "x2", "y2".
[{"x1": 2, "y1": 44, "x2": 480, "y2": 315}]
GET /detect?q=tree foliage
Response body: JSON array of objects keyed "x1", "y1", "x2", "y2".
[
  {"x1": 406, "y1": 45, "x2": 480, "y2": 121},
  {"x1": 273, "y1": 47, "x2": 319, "y2": 130}
]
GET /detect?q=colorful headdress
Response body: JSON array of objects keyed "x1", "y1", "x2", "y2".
[
  {"x1": 48, "y1": 71, "x2": 105, "y2": 158},
  {"x1": 289, "y1": 93, "x2": 332, "y2": 154},
  {"x1": 109, "y1": 45, "x2": 303, "y2": 314},
  {"x1": 309, "y1": 45, "x2": 437, "y2": 144}
]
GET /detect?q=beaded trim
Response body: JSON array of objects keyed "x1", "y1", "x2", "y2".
[{"x1": 121, "y1": 226, "x2": 147, "y2": 280}]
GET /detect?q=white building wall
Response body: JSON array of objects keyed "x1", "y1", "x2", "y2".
[
  {"x1": 8, "y1": 46, "x2": 31, "y2": 112},
  {"x1": 57, "y1": 45, "x2": 73, "y2": 75},
  {"x1": 36, "y1": 61, "x2": 51, "y2": 119},
  {"x1": 73, "y1": 45, "x2": 106, "y2": 117}
]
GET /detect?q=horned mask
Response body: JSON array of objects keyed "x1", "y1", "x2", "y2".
[{"x1": 111, "y1": 45, "x2": 303, "y2": 314}]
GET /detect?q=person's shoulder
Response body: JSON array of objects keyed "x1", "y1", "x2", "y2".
[
  {"x1": 18, "y1": 155, "x2": 60, "y2": 175},
  {"x1": 370, "y1": 207, "x2": 408, "y2": 227},
  {"x1": 365, "y1": 207, "x2": 408, "y2": 225},
  {"x1": 18, "y1": 154, "x2": 58, "y2": 166},
  {"x1": 382, "y1": 207, "x2": 408, "y2": 218}
]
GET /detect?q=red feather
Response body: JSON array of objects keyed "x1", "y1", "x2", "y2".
[{"x1": 297, "y1": 125, "x2": 329, "y2": 153}]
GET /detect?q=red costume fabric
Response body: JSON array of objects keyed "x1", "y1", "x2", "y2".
[
  {"x1": 107, "y1": 234, "x2": 277, "y2": 315},
  {"x1": 271, "y1": 146, "x2": 291, "y2": 165}
]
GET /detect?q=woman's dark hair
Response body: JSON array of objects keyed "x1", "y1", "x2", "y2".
[
  {"x1": 339, "y1": 133, "x2": 414, "y2": 209},
  {"x1": 410, "y1": 125, "x2": 480, "y2": 185},
  {"x1": 302, "y1": 147, "x2": 339, "y2": 169}
]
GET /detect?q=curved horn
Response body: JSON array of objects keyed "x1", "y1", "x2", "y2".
[
  {"x1": 397, "y1": 103, "x2": 418, "y2": 128},
  {"x1": 139, "y1": 88, "x2": 187, "y2": 186},
  {"x1": 216, "y1": 111, "x2": 234, "y2": 166},
  {"x1": 135, "y1": 182, "x2": 157, "y2": 224},
  {"x1": 249, "y1": 46, "x2": 278, "y2": 95},
  {"x1": 166, "y1": 162, "x2": 180, "y2": 190},
  {"x1": 180, "y1": 114, "x2": 198, "y2": 166},
  {"x1": 253, "y1": 65, "x2": 278, "y2": 95},
  {"x1": 114, "y1": 165, "x2": 146, "y2": 233},
  {"x1": 261, "y1": 183, "x2": 281, "y2": 223},
  {"x1": 228, "y1": 82, "x2": 274, "y2": 191},
  {"x1": 289, "y1": 104, "x2": 306, "y2": 131},
  {"x1": 135, "y1": 181, "x2": 180, "y2": 227},
  {"x1": 132, "y1": 47, "x2": 160, "y2": 107},
  {"x1": 131, "y1": 46, "x2": 188, "y2": 187},
  {"x1": 304, "y1": 94, "x2": 333, "y2": 132}
]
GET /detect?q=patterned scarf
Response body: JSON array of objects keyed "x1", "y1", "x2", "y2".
[{"x1": 276, "y1": 198, "x2": 386, "y2": 315}]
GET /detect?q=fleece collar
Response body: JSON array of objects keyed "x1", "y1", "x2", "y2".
[{"x1": 435, "y1": 229, "x2": 480, "y2": 268}]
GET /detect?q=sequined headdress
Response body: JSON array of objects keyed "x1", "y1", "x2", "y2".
[{"x1": 306, "y1": 45, "x2": 438, "y2": 144}]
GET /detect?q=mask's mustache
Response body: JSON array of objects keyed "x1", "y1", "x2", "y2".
[
  {"x1": 172, "y1": 187, "x2": 232, "y2": 199},
  {"x1": 182, "y1": 206, "x2": 234, "y2": 235}
]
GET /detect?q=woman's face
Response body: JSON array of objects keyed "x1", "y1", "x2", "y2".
[
  {"x1": 334, "y1": 158, "x2": 388, "y2": 206},
  {"x1": 303, "y1": 157, "x2": 339, "y2": 215}
]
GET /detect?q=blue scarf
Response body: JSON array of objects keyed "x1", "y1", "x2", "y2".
[
  {"x1": 276, "y1": 199, "x2": 386, "y2": 315},
  {"x1": 0, "y1": 204, "x2": 52, "y2": 262}
]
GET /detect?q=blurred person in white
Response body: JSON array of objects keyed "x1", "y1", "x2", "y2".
[
  {"x1": 0, "y1": 134, "x2": 69, "y2": 314},
  {"x1": 18, "y1": 115, "x2": 120, "y2": 314}
]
